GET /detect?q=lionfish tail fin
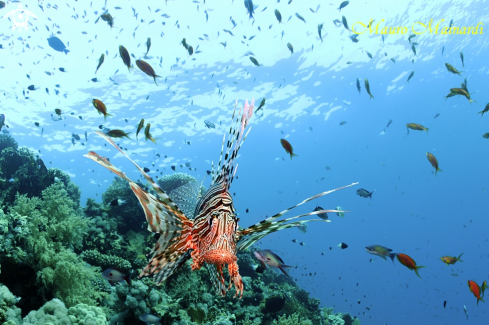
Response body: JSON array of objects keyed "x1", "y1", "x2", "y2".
[
  {"x1": 213, "y1": 99, "x2": 254, "y2": 189},
  {"x1": 86, "y1": 131, "x2": 194, "y2": 286},
  {"x1": 237, "y1": 182, "x2": 358, "y2": 251}
]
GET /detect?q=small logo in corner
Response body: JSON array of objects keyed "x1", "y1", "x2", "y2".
[{"x1": 3, "y1": 3, "x2": 37, "y2": 31}]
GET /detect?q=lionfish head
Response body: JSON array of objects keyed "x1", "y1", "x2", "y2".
[{"x1": 195, "y1": 203, "x2": 240, "y2": 266}]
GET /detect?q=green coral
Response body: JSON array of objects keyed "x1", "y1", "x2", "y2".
[
  {"x1": 157, "y1": 172, "x2": 196, "y2": 193},
  {"x1": 11, "y1": 183, "x2": 88, "y2": 250},
  {"x1": 0, "y1": 183, "x2": 104, "y2": 308},
  {"x1": 80, "y1": 250, "x2": 132, "y2": 270},
  {"x1": 103, "y1": 280, "x2": 150, "y2": 324},
  {"x1": 35, "y1": 245, "x2": 105, "y2": 307},
  {"x1": 22, "y1": 298, "x2": 71, "y2": 324},
  {"x1": 0, "y1": 133, "x2": 18, "y2": 153},
  {"x1": 0, "y1": 147, "x2": 80, "y2": 210},
  {"x1": 126, "y1": 230, "x2": 151, "y2": 261},
  {"x1": 67, "y1": 303, "x2": 108, "y2": 325},
  {"x1": 187, "y1": 304, "x2": 206, "y2": 323},
  {"x1": 321, "y1": 308, "x2": 360, "y2": 325},
  {"x1": 50, "y1": 168, "x2": 82, "y2": 210},
  {"x1": 150, "y1": 288, "x2": 182, "y2": 320},
  {"x1": 101, "y1": 177, "x2": 144, "y2": 234},
  {"x1": 0, "y1": 284, "x2": 22, "y2": 325},
  {"x1": 82, "y1": 199, "x2": 126, "y2": 257},
  {"x1": 22, "y1": 298, "x2": 108, "y2": 325},
  {"x1": 167, "y1": 261, "x2": 210, "y2": 307},
  {"x1": 272, "y1": 313, "x2": 312, "y2": 325}
]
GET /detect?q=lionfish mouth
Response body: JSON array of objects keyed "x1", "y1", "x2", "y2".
[{"x1": 202, "y1": 249, "x2": 237, "y2": 265}]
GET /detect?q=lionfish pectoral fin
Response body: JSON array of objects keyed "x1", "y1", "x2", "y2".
[
  {"x1": 142, "y1": 248, "x2": 193, "y2": 285},
  {"x1": 228, "y1": 262, "x2": 243, "y2": 298},
  {"x1": 87, "y1": 131, "x2": 195, "y2": 286},
  {"x1": 90, "y1": 131, "x2": 185, "y2": 214},
  {"x1": 207, "y1": 263, "x2": 227, "y2": 296},
  {"x1": 84, "y1": 150, "x2": 134, "y2": 183},
  {"x1": 237, "y1": 182, "x2": 358, "y2": 251}
]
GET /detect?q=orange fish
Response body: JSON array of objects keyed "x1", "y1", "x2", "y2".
[
  {"x1": 396, "y1": 253, "x2": 425, "y2": 278},
  {"x1": 92, "y1": 99, "x2": 112, "y2": 121},
  {"x1": 440, "y1": 253, "x2": 463, "y2": 266},
  {"x1": 136, "y1": 60, "x2": 161, "y2": 85},
  {"x1": 426, "y1": 152, "x2": 442, "y2": 176},
  {"x1": 280, "y1": 139, "x2": 298, "y2": 159},
  {"x1": 468, "y1": 280, "x2": 486, "y2": 305}
]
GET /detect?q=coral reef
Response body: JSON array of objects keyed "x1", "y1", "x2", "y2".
[
  {"x1": 0, "y1": 133, "x2": 18, "y2": 154},
  {"x1": 321, "y1": 307, "x2": 361, "y2": 325},
  {"x1": 0, "y1": 141, "x2": 360, "y2": 325},
  {"x1": 272, "y1": 313, "x2": 312, "y2": 325},
  {"x1": 0, "y1": 183, "x2": 105, "y2": 313},
  {"x1": 22, "y1": 298, "x2": 108, "y2": 325},
  {"x1": 80, "y1": 250, "x2": 132, "y2": 271},
  {"x1": 101, "y1": 177, "x2": 145, "y2": 234},
  {"x1": 0, "y1": 139, "x2": 80, "y2": 210},
  {"x1": 157, "y1": 172, "x2": 196, "y2": 193},
  {"x1": 0, "y1": 284, "x2": 22, "y2": 324},
  {"x1": 103, "y1": 280, "x2": 150, "y2": 324}
]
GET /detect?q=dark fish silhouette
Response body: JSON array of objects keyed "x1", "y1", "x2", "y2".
[
  {"x1": 136, "y1": 60, "x2": 161, "y2": 85},
  {"x1": 47, "y1": 36, "x2": 69, "y2": 54},
  {"x1": 356, "y1": 188, "x2": 373, "y2": 199}
]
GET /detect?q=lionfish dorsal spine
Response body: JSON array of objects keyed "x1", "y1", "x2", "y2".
[
  {"x1": 212, "y1": 134, "x2": 226, "y2": 185},
  {"x1": 213, "y1": 99, "x2": 254, "y2": 189}
]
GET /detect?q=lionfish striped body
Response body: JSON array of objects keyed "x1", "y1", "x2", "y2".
[{"x1": 85, "y1": 98, "x2": 357, "y2": 299}]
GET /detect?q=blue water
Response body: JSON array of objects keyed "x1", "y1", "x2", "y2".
[{"x1": 2, "y1": 0, "x2": 489, "y2": 324}]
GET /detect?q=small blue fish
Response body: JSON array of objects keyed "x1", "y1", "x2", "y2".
[
  {"x1": 244, "y1": 0, "x2": 256, "y2": 19},
  {"x1": 0, "y1": 114, "x2": 5, "y2": 131},
  {"x1": 204, "y1": 120, "x2": 215, "y2": 129},
  {"x1": 47, "y1": 36, "x2": 69, "y2": 54},
  {"x1": 295, "y1": 13, "x2": 306, "y2": 23}
]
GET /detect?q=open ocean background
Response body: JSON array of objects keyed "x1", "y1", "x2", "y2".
[{"x1": 2, "y1": 0, "x2": 489, "y2": 324}]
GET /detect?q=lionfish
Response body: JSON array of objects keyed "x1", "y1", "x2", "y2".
[{"x1": 85, "y1": 98, "x2": 357, "y2": 298}]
